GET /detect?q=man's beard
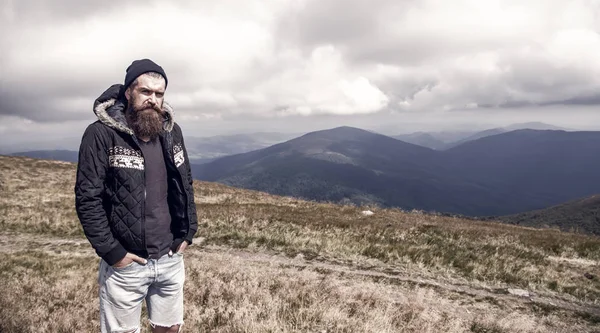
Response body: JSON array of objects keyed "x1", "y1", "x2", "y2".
[{"x1": 125, "y1": 98, "x2": 165, "y2": 139}]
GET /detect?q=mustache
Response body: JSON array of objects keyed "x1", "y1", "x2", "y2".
[{"x1": 136, "y1": 103, "x2": 163, "y2": 114}]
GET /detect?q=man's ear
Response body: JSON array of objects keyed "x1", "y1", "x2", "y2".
[{"x1": 124, "y1": 87, "x2": 131, "y2": 101}]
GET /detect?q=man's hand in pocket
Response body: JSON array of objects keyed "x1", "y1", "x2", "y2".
[
  {"x1": 113, "y1": 253, "x2": 147, "y2": 268},
  {"x1": 169, "y1": 240, "x2": 188, "y2": 256}
]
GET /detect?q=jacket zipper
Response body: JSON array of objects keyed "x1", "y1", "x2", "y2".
[{"x1": 131, "y1": 135, "x2": 147, "y2": 255}]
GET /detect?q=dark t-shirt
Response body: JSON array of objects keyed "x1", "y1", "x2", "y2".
[{"x1": 138, "y1": 137, "x2": 173, "y2": 259}]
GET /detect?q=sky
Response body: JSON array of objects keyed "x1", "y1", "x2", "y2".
[{"x1": 2, "y1": 0, "x2": 600, "y2": 151}]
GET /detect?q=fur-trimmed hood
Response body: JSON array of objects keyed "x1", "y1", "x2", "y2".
[{"x1": 93, "y1": 84, "x2": 175, "y2": 135}]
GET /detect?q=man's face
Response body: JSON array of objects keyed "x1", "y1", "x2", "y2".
[
  {"x1": 125, "y1": 73, "x2": 167, "y2": 139},
  {"x1": 125, "y1": 73, "x2": 166, "y2": 111}
]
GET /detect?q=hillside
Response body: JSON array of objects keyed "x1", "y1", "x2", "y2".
[
  {"x1": 196, "y1": 127, "x2": 600, "y2": 216},
  {"x1": 442, "y1": 122, "x2": 569, "y2": 149},
  {"x1": 496, "y1": 194, "x2": 600, "y2": 235},
  {"x1": 444, "y1": 129, "x2": 600, "y2": 211},
  {"x1": 2, "y1": 155, "x2": 600, "y2": 332},
  {"x1": 194, "y1": 126, "x2": 485, "y2": 213}
]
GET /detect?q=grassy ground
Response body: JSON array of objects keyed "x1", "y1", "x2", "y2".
[
  {"x1": 1, "y1": 155, "x2": 599, "y2": 332},
  {"x1": 0, "y1": 236, "x2": 597, "y2": 333}
]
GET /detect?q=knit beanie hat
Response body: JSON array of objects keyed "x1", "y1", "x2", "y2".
[{"x1": 123, "y1": 59, "x2": 168, "y2": 91}]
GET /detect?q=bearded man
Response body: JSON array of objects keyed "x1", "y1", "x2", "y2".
[{"x1": 75, "y1": 59, "x2": 197, "y2": 333}]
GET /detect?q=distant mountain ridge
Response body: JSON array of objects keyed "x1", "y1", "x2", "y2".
[
  {"x1": 195, "y1": 126, "x2": 600, "y2": 216},
  {"x1": 182, "y1": 132, "x2": 298, "y2": 162},
  {"x1": 10, "y1": 150, "x2": 79, "y2": 163},
  {"x1": 392, "y1": 132, "x2": 447, "y2": 150},
  {"x1": 8, "y1": 132, "x2": 298, "y2": 165},
  {"x1": 394, "y1": 122, "x2": 568, "y2": 150},
  {"x1": 9, "y1": 125, "x2": 598, "y2": 219}
]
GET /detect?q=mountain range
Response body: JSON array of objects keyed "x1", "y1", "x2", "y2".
[
  {"x1": 9, "y1": 150, "x2": 79, "y2": 163},
  {"x1": 8, "y1": 122, "x2": 563, "y2": 161},
  {"x1": 10, "y1": 122, "x2": 597, "y2": 219},
  {"x1": 195, "y1": 126, "x2": 600, "y2": 216},
  {"x1": 394, "y1": 122, "x2": 568, "y2": 150}
]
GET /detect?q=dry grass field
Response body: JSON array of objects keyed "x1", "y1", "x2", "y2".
[{"x1": 1, "y1": 155, "x2": 600, "y2": 332}]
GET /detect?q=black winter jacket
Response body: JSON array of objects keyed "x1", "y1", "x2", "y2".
[{"x1": 75, "y1": 84, "x2": 198, "y2": 266}]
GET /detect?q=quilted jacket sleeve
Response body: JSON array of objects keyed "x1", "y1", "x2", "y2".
[{"x1": 75, "y1": 123, "x2": 127, "y2": 265}]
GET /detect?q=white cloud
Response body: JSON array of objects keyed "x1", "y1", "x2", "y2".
[
  {"x1": 172, "y1": 89, "x2": 238, "y2": 109},
  {"x1": 270, "y1": 46, "x2": 389, "y2": 116},
  {"x1": 277, "y1": 0, "x2": 600, "y2": 113},
  {"x1": 1, "y1": 0, "x2": 600, "y2": 140}
]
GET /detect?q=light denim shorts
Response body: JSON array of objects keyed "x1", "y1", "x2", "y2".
[{"x1": 98, "y1": 252, "x2": 185, "y2": 333}]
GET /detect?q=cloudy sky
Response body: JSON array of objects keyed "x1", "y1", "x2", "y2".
[{"x1": 2, "y1": 0, "x2": 600, "y2": 151}]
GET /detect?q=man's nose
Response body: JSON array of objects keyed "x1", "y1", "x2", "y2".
[{"x1": 148, "y1": 93, "x2": 158, "y2": 105}]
